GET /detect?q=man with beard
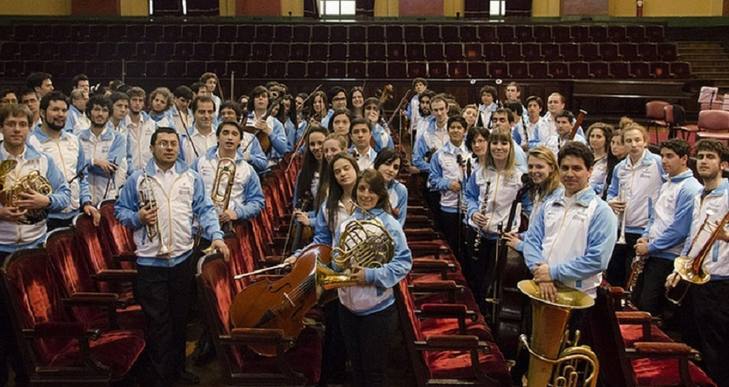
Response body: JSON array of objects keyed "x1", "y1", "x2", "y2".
[
  {"x1": 28, "y1": 91, "x2": 98, "y2": 229},
  {"x1": 78, "y1": 94, "x2": 127, "y2": 205},
  {"x1": 666, "y1": 140, "x2": 729, "y2": 386}
]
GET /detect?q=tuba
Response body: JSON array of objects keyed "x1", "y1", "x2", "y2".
[
  {"x1": 666, "y1": 211, "x2": 729, "y2": 305},
  {"x1": 138, "y1": 173, "x2": 169, "y2": 257},
  {"x1": 518, "y1": 280, "x2": 600, "y2": 387},
  {"x1": 0, "y1": 160, "x2": 53, "y2": 224},
  {"x1": 317, "y1": 216, "x2": 394, "y2": 290},
  {"x1": 211, "y1": 157, "x2": 236, "y2": 233}
]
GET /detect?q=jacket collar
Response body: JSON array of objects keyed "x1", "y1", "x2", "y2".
[
  {"x1": 0, "y1": 143, "x2": 42, "y2": 161},
  {"x1": 665, "y1": 169, "x2": 694, "y2": 183},
  {"x1": 554, "y1": 186, "x2": 596, "y2": 208},
  {"x1": 206, "y1": 145, "x2": 245, "y2": 163},
  {"x1": 144, "y1": 158, "x2": 189, "y2": 176},
  {"x1": 32, "y1": 126, "x2": 69, "y2": 142},
  {"x1": 79, "y1": 125, "x2": 115, "y2": 142}
]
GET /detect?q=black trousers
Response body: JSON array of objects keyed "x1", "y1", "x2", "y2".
[
  {"x1": 464, "y1": 234, "x2": 498, "y2": 315},
  {"x1": 690, "y1": 280, "x2": 729, "y2": 387},
  {"x1": 320, "y1": 300, "x2": 347, "y2": 385},
  {"x1": 134, "y1": 255, "x2": 196, "y2": 383},
  {"x1": 632, "y1": 257, "x2": 675, "y2": 317},
  {"x1": 46, "y1": 217, "x2": 72, "y2": 232},
  {"x1": 339, "y1": 304, "x2": 397, "y2": 387},
  {"x1": 440, "y1": 210, "x2": 464, "y2": 259},
  {"x1": 605, "y1": 232, "x2": 641, "y2": 287},
  {"x1": 0, "y1": 251, "x2": 28, "y2": 387}
]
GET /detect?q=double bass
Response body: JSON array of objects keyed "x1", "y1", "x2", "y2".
[{"x1": 229, "y1": 244, "x2": 331, "y2": 356}]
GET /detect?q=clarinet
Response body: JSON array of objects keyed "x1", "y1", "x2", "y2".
[{"x1": 472, "y1": 181, "x2": 491, "y2": 255}]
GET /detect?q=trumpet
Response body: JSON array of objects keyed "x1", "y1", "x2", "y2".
[
  {"x1": 666, "y1": 212, "x2": 729, "y2": 305},
  {"x1": 211, "y1": 157, "x2": 236, "y2": 233},
  {"x1": 139, "y1": 173, "x2": 169, "y2": 257}
]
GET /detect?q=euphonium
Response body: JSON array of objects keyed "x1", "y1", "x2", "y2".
[
  {"x1": 138, "y1": 173, "x2": 169, "y2": 257},
  {"x1": 211, "y1": 157, "x2": 236, "y2": 233},
  {"x1": 518, "y1": 280, "x2": 599, "y2": 387},
  {"x1": 0, "y1": 160, "x2": 53, "y2": 224},
  {"x1": 317, "y1": 216, "x2": 394, "y2": 290},
  {"x1": 666, "y1": 211, "x2": 729, "y2": 305}
]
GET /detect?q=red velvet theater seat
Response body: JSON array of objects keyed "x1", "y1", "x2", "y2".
[
  {"x1": 97, "y1": 199, "x2": 136, "y2": 267},
  {"x1": 589, "y1": 287, "x2": 716, "y2": 387},
  {"x1": 45, "y1": 226, "x2": 143, "y2": 330},
  {"x1": 196, "y1": 254, "x2": 322, "y2": 386},
  {"x1": 395, "y1": 281, "x2": 511, "y2": 387},
  {"x1": 1, "y1": 248, "x2": 145, "y2": 383}
]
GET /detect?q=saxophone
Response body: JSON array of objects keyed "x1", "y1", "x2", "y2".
[{"x1": 0, "y1": 160, "x2": 53, "y2": 224}]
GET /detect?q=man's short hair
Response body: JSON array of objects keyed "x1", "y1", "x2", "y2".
[
  {"x1": 26, "y1": 72, "x2": 51, "y2": 90},
  {"x1": 503, "y1": 101, "x2": 523, "y2": 117},
  {"x1": 126, "y1": 86, "x2": 146, "y2": 99},
  {"x1": 328, "y1": 86, "x2": 347, "y2": 102},
  {"x1": 419, "y1": 90, "x2": 435, "y2": 102},
  {"x1": 507, "y1": 81, "x2": 521, "y2": 92},
  {"x1": 87, "y1": 94, "x2": 112, "y2": 114},
  {"x1": 350, "y1": 117, "x2": 372, "y2": 132},
  {"x1": 150, "y1": 127, "x2": 179, "y2": 147},
  {"x1": 555, "y1": 110, "x2": 574, "y2": 122},
  {"x1": 173, "y1": 85, "x2": 194, "y2": 100},
  {"x1": 110, "y1": 91, "x2": 130, "y2": 105},
  {"x1": 39, "y1": 91, "x2": 68, "y2": 111},
  {"x1": 200, "y1": 72, "x2": 218, "y2": 83},
  {"x1": 70, "y1": 89, "x2": 85, "y2": 101},
  {"x1": 0, "y1": 104, "x2": 32, "y2": 125},
  {"x1": 412, "y1": 78, "x2": 428, "y2": 88},
  {"x1": 660, "y1": 138, "x2": 690, "y2": 158},
  {"x1": 525, "y1": 95, "x2": 543, "y2": 109},
  {"x1": 695, "y1": 139, "x2": 729, "y2": 163},
  {"x1": 192, "y1": 95, "x2": 215, "y2": 113},
  {"x1": 558, "y1": 141, "x2": 594, "y2": 169},
  {"x1": 494, "y1": 108, "x2": 515, "y2": 123},
  {"x1": 447, "y1": 115, "x2": 467, "y2": 129},
  {"x1": 216, "y1": 120, "x2": 242, "y2": 138},
  {"x1": 0, "y1": 88, "x2": 16, "y2": 100},
  {"x1": 71, "y1": 73, "x2": 89, "y2": 88},
  {"x1": 218, "y1": 100, "x2": 242, "y2": 118},
  {"x1": 479, "y1": 85, "x2": 497, "y2": 98},
  {"x1": 430, "y1": 93, "x2": 449, "y2": 107},
  {"x1": 549, "y1": 92, "x2": 566, "y2": 104}
]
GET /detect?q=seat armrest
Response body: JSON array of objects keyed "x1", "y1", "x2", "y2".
[
  {"x1": 414, "y1": 335, "x2": 489, "y2": 351},
  {"x1": 92, "y1": 269, "x2": 138, "y2": 282}
]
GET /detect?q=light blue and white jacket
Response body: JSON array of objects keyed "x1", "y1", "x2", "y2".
[
  {"x1": 115, "y1": 159, "x2": 223, "y2": 267},
  {"x1": 333, "y1": 208, "x2": 412, "y2": 316},
  {"x1": 245, "y1": 111, "x2": 290, "y2": 160},
  {"x1": 78, "y1": 126, "x2": 128, "y2": 205},
  {"x1": 388, "y1": 179, "x2": 408, "y2": 227},
  {"x1": 64, "y1": 104, "x2": 90, "y2": 135},
  {"x1": 682, "y1": 179, "x2": 729, "y2": 280},
  {"x1": 515, "y1": 185, "x2": 564, "y2": 252},
  {"x1": 404, "y1": 94, "x2": 421, "y2": 132},
  {"x1": 465, "y1": 164, "x2": 524, "y2": 239},
  {"x1": 320, "y1": 109, "x2": 334, "y2": 129},
  {"x1": 607, "y1": 149, "x2": 665, "y2": 234},
  {"x1": 372, "y1": 122, "x2": 394, "y2": 152},
  {"x1": 644, "y1": 170, "x2": 702, "y2": 260},
  {"x1": 412, "y1": 118, "x2": 448, "y2": 173},
  {"x1": 28, "y1": 127, "x2": 92, "y2": 220},
  {"x1": 0, "y1": 144, "x2": 71, "y2": 252},
  {"x1": 192, "y1": 146, "x2": 264, "y2": 221},
  {"x1": 524, "y1": 186, "x2": 618, "y2": 297},
  {"x1": 352, "y1": 146, "x2": 377, "y2": 172},
  {"x1": 429, "y1": 141, "x2": 471, "y2": 213}
]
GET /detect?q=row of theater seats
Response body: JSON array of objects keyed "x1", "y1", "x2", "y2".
[
  {"x1": 4, "y1": 23, "x2": 666, "y2": 44},
  {"x1": 3, "y1": 41, "x2": 679, "y2": 63},
  {"x1": 0, "y1": 59, "x2": 690, "y2": 80}
]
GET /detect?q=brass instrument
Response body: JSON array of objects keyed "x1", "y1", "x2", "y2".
[
  {"x1": 666, "y1": 211, "x2": 729, "y2": 305},
  {"x1": 0, "y1": 160, "x2": 53, "y2": 224},
  {"x1": 317, "y1": 216, "x2": 394, "y2": 290},
  {"x1": 138, "y1": 173, "x2": 169, "y2": 257},
  {"x1": 211, "y1": 157, "x2": 236, "y2": 234},
  {"x1": 626, "y1": 254, "x2": 647, "y2": 295},
  {"x1": 518, "y1": 280, "x2": 600, "y2": 387},
  {"x1": 472, "y1": 181, "x2": 492, "y2": 255}
]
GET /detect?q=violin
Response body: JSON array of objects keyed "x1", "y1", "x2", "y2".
[
  {"x1": 568, "y1": 109, "x2": 588, "y2": 140},
  {"x1": 244, "y1": 98, "x2": 280, "y2": 154},
  {"x1": 229, "y1": 244, "x2": 331, "y2": 356}
]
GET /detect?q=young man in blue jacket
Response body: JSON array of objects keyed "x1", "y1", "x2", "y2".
[
  {"x1": 633, "y1": 139, "x2": 701, "y2": 317},
  {"x1": 115, "y1": 127, "x2": 229, "y2": 386}
]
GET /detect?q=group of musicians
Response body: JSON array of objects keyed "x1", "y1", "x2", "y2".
[{"x1": 0, "y1": 72, "x2": 727, "y2": 387}]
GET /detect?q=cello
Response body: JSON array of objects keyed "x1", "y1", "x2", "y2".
[
  {"x1": 244, "y1": 97, "x2": 280, "y2": 153},
  {"x1": 229, "y1": 244, "x2": 331, "y2": 356}
]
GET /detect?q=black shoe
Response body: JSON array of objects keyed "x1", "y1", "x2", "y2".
[{"x1": 176, "y1": 370, "x2": 200, "y2": 385}]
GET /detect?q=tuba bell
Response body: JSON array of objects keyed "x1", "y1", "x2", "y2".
[
  {"x1": 0, "y1": 160, "x2": 53, "y2": 224},
  {"x1": 518, "y1": 280, "x2": 599, "y2": 387},
  {"x1": 317, "y1": 216, "x2": 394, "y2": 290}
]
